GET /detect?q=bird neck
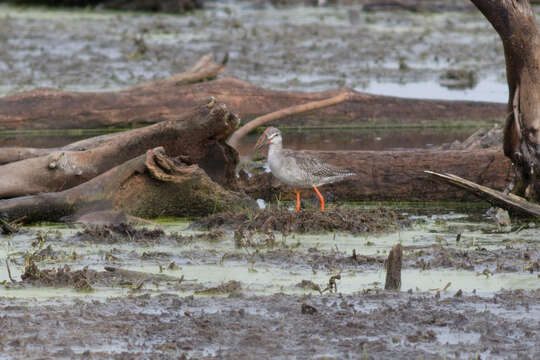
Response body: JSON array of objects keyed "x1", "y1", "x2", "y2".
[{"x1": 267, "y1": 141, "x2": 282, "y2": 157}]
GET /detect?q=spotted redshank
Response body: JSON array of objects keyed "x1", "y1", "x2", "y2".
[{"x1": 254, "y1": 127, "x2": 356, "y2": 212}]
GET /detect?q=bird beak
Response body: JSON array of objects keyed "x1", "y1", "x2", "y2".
[{"x1": 254, "y1": 134, "x2": 269, "y2": 151}]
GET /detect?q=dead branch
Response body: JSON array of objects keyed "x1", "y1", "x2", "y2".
[
  {"x1": 425, "y1": 170, "x2": 540, "y2": 217},
  {"x1": 227, "y1": 91, "x2": 350, "y2": 150}
]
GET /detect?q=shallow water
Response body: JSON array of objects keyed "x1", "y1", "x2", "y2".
[
  {"x1": 1, "y1": 204, "x2": 538, "y2": 300},
  {"x1": 0, "y1": 2, "x2": 513, "y2": 102},
  {"x1": 0, "y1": 127, "x2": 474, "y2": 153}
]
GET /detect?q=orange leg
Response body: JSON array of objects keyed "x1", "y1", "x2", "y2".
[
  {"x1": 295, "y1": 189, "x2": 301, "y2": 212},
  {"x1": 312, "y1": 186, "x2": 325, "y2": 212}
]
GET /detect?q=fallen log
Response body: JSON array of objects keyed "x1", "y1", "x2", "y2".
[
  {"x1": 425, "y1": 171, "x2": 540, "y2": 217},
  {"x1": 0, "y1": 147, "x2": 255, "y2": 224},
  {"x1": 0, "y1": 73, "x2": 505, "y2": 131},
  {"x1": 0, "y1": 53, "x2": 226, "y2": 130},
  {"x1": 0, "y1": 98, "x2": 239, "y2": 199},
  {"x1": 241, "y1": 149, "x2": 512, "y2": 202}
]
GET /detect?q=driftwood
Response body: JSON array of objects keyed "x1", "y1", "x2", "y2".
[
  {"x1": 0, "y1": 73, "x2": 505, "y2": 131},
  {"x1": 0, "y1": 98, "x2": 239, "y2": 199},
  {"x1": 0, "y1": 147, "x2": 255, "y2": 224},
  {"x1": 384, "y1": 244, "x2": 402, "y2": 291},
  {"x1": 425, "y1": 171, "x2": 540, "y2": 217},
  {"x1": 241, "y1": 149, "x2": 512, "y2": 202}
]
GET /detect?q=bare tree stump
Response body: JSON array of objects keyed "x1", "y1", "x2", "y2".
[{"x1": 385, "y1": 244, "x2": 402, "y2": 291}]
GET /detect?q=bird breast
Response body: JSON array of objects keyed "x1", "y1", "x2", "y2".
[{"x1": 268, "y1": 149, "x2": 308, "y2": 187}]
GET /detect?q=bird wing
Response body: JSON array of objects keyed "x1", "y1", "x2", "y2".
[{"x1": 281, "y1": 149, "x2": 356, "y2": 178}]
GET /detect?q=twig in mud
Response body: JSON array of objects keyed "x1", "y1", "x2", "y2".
[
  {"x1": 0, "y1": 214, "x2": 18, "y2": 235},
  {"x1": 5, "y1": 258, "x2": 16, "y2": 283},
  {"x1": 322, "y1": 274, "x2": 341, "y2": 294},
  {"x1": 227, "y1": 91, "x2": 351, "y2": 149}
]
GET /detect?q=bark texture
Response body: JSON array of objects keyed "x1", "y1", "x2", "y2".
[
  {"x1": 242, "y1": 149, "x2": 512, "y2": 202},
  {"x1": 0, "y1": 98, "x2": 239, "y2": 199},
  {"x1": 0, "y1": 78, "x2": 505, "y2": 131},
  {"x1": 385, "y1": 244, "x2": 402, "y2": 291},
  {"x1": 0, "y1": 54, "x2": 225, "y2": 130},
  {"x1": 426, "y1": 171, "x2": 540, "y2": 217},
  {"x1": 471, "y1": 0, "x2": 540, "y2": 199},
  {"x1": 0, "y1": 147, "x2": 255, "y2": 224}
]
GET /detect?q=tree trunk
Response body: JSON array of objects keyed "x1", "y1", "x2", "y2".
[
  {"x1": 241, "y1": 149, "x2": 512, "y2": 202},
  {"x1": 0, "y1": 98, "x2": 240, "y2": 199},
  {"x1": 0, "y1": 147, "x2": 255, "y2": 224},
  {"x1": 470, "y1": 0, "x2": 540, "y2": 199}
]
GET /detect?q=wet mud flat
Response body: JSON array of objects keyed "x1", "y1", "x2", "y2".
[
  {"x1": 1, "y1": 206, "x2": 540, "y2": 358},
  {"x1": 1, "y1": 290, "x2": 539, "y2": 359},
  {"x1": 0, "y1": 1, "x2": 514, "y2": 100}
]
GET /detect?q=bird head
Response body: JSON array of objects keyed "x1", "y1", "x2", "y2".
[{"x1": 254, "y1": 127, "x2": 282, "y2": 150}]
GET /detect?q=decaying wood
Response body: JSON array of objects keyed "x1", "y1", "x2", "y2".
[
  {"x1": 385, "y1": 244, "x2": 402, "y2": 291},
  {"x1": 0, "y1": 54, "x2": 226, "y2": 130},
  {"x1": 0, "y1": 147, "x2": 255, "y2": 224},
  {"x1": 425, "y1": 171, "x2": 540, "y2": 217},
  {"x1": 471, "y1": 0, "x2": 540, "y2": 200},
  {"x1": 0, "y1": 69, "x2": 505, "y2": 131},
  {"x1": 0, "y1": 98, "x2": 239, "y2": 199},
  {"x1": 227, "y1": 91, "x2": 350, "y2": 150},
  {"x1": 242, "y1": 149, "x2": 512, "y2": 202}
]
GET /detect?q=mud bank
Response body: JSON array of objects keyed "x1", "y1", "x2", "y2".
[{"x1": 0, "y1": 290, "x2": 539, "y2": 359}]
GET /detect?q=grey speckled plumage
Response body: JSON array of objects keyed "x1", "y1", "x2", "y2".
[{"x1": 256, "y1": 127, "x2": 356, "y2": 188}]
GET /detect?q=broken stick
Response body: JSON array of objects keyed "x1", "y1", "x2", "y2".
[{"x1": 425, "y1": 171, "x2": 540, "y2": 217}]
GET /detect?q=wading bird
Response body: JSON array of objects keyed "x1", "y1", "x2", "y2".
[{"x1": 254, "y1": 127, "x2": 356, "y2": 212}]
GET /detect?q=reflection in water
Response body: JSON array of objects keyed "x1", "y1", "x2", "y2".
[
  {"x1": 0, "y1": 129, "x2": 123, "y2": 149},
  {"x1": 0, "y1": 128, "x2": 474, "y2": 154},
  {"x1": 237, "y1": 128, "x2": 474, "y2": 156}
]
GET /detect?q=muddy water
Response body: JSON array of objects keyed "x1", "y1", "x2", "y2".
[
  {"x1": 0, "y1": 127, "x2": 473, "y2": 153},
  {"x1": 1, "y1": 205, "x2": 539, "y2": 358},
  {"x1": 1, "y1": 3, "x2": 539, "y2": 358},
  {"x1": 1, "y1": 205, "x2": 538, "y2": 298},
  {"x1": 0, "y1": 2, "x2": 512, "y2": 101}
]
